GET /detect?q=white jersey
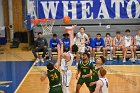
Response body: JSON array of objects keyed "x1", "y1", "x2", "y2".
[
  {"x1": 124, "y1": 36, "x2": 132, "y2": 47},
  {"x1": 61, "y1": 51, "x2": 74, "y2": 71},
  {"x1": 77, "y1": 32, "x2": 88, "y2": 47},
  {"x1": 114, "y1": 37, "x2": 122, "y2": 46},
  {"x1": 135, "y1": 35, "x2": 140, "y2": 45},
  {"x1": 100, "y1": 78, "x2": 108, "y2": 93},
  {"x1": 104, "y1": 37, "x2": 112, "y2": 46}
]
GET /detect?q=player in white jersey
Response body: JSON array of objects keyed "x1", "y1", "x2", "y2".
[
  {"x1": 60, "y1": 42, "x2": 78, "y2": 93},
  {"x1": 113, "y1": 31, "x2": 124, "y2": 58},
  {"x1": 123, "y1": 29, "x2": 135, "y2": 62},
  {"x1": 134, "y1": 29, "x2": 140, "y2": 60},
  {"x1": 76, "y1": 27, "x2": 89, "y2": 53},
  {"x1": 104, "y1": 33, "x2": 113, "y2": 60},
  {"x1": 95, "y1": 68, "x2": 108, "y2": 93}
]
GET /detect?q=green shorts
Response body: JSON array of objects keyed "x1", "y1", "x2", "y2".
[
  {"x1": 77, "y1": 77, "x2": 91, "y2": 87},
  {"x1": 49, "y1": 86, "x2": 63, "y2": 93},
  {"x1": 89, "y1": 84, "x2": 96, "y2": 93}
]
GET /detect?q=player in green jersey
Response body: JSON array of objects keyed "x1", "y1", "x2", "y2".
[
  {"x1": 75, "y1": 52, "x2": 93, "y2": 93},
  {"x1": 40, "y1": 45, "x2": 63, "y2": 93},
  {"x1": 89, "y1": 56, "x2": 105, "y2": 93}
]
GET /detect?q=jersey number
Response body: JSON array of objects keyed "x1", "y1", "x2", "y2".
[
  {"x1": 83, "y1": 69, "x2": 86, "y2": 73},
  {"x1": 51, "y1": 73, "x2": 58, "y2": 80}
]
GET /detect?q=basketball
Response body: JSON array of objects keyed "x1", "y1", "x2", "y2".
[{"x1": 63, "y1": 16, "x2": 71, "y2": 24}]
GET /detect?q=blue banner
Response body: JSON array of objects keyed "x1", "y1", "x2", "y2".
[{"x1": 27, "y1": 0, "x2": 140, "y2": 19}]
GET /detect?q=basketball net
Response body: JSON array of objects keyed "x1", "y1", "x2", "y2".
[{"x1": 33, "y1": 19, "x2": 55, "y2": 35}]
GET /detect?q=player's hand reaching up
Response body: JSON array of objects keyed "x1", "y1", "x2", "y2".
[{"x1": 40, "y1": 73, "x2": 47, "y2": 82}]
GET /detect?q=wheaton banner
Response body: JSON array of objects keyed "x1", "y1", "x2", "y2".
[{"x1": 27, "y1": 0, "x2": 140, "y2": 19}]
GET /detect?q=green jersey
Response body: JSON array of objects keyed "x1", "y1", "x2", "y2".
[
  {"x1": 47, "y1": 68, "x2": 61, "y2": 87},
  {"x1": 92, "y1": 66, "x2": 103, "y2": 82},
  {"x1": 78, "y1": 61, "x2": 93, "y2": 77}
]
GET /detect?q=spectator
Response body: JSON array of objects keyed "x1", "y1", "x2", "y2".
[
  {"x1": 104, "y1": 33, "x2": 113, "y2": 60},
  {"x1": 32, "y1": 32, "x2": 48, "y2": 63},
  {"x1": 93, "y1": 33, "x2": 105, "y2": 61},
  {"x1": 113, "y1": 31, "x2": 124, "y2": 58},
  {"x1": 134, "y1": 29, "x2": 140, "y2": 60},
  {"x1": 50, "y1": 34, "x2": 60, "y2": 52},
  {"x1": 123, "y1": 29, "x2": 135, "y2": 62},
  {"x1": 85, "y1": 34, "x2": 94, "y2": 62},
  {"x1": 62, "y1": 33, "x2": 70, "y2": 52}
]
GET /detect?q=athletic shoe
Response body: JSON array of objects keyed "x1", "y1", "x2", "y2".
[
  {"x1": 107, "y1": 56, "x2": 110, "y2": 60},
  {"x1": 131, "y1": 58, "x2": 135, "y2": 62},
  {"x1": 35, "y1": 58, "x2": 40, "y2": 63},
  {"x1": 123, "y1": 59, "x2": 126, "y2": 63},
  {"x1": 40, "y1": 58, "x2": 44, "y2": 63},
  {"x1": 110, "y1": 57, "x2": 113, "y2": 60}
]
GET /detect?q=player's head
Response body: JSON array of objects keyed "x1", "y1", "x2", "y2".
[
  {"x1": 138, "y1": 29, "x2": 140, "y2": 35},
  {"x1": 125, "y1": 29, "x2": 130, "y2": 36},
  {"x1": 71, "y1": 44, "x2": 78, "y2": 53},
  {"x1": 96, "y1": 33, "x2": 101, "y2": 40},
  {"x1": 63, "y1": 33, "x2": 69, "y2": 39},
  {"x1": 106, "y1": 33, "x2": 111, "y2": 37},
  {"x1": 38, "y1": 32, "x2": 43, "y2": 38},
  {"x1": 96, "y1": 56, "x2": 105, "y2": 65},
  {"x1": 116, "y1": 31, "x2": 121, "y2": 38},
  {"x1": 82, "y1": 52, "x2": 90, "y2": 61},
  {"x1": 46, "y1": 63, "x2": 54, "y2": 70},
  {"x1": 79, "y1": 27, "x2": 85, "y2": 33},
  {"x1": 53, "y1": 34, "x2": 57, "y2": 40},
  {"x1": 98, "y1": 67, "x2": 107, "y2": 77}
]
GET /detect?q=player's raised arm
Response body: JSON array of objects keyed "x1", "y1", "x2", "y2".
[
  {"x1": 54, "y1": 44, "x2": 61, "y2": 70},
  {"x1": 94, "y1": 80, "x2": 102, "y2": 93}
]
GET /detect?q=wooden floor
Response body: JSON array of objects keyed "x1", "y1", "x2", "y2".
[
  {"x1": 15, "y1": 66, "x2": 140, "y2": 93},
  {"x1": 0, "y1": 43, "x2": 140, "y2": 93}
]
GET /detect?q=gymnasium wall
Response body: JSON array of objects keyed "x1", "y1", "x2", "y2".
[{"x1": 0, "y1": 0, "x2": 4, "y2": 26}]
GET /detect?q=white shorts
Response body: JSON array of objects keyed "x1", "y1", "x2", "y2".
[
  {"x1": 106, "y1": 46, "x2": 113, "y2": 50},
  {"x1": 78, "y1": 46, "x2": 85, "y2": 53},
  {"x1": 62, "y1": 70, "x2": 72, "y2": 86}
]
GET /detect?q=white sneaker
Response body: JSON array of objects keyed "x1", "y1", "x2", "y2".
[
  {"x1": 110, "y1": 57, "x2": 113, "y2": 60},
  {"x1": 123, "y1": 59, "x2": 126, "y2": 63},
  {"x1": 131, "y1": 58, "x2": 135, "y2": 62},
  {"x1": 107, "y1": 56, "x2": 110, "y2": 60},
  {"x1": 40, "y1": 58, "x2": 44, "y2": 63},
  {"x1": 35, "y1": 58, "x2": 40, "y2": 63}
]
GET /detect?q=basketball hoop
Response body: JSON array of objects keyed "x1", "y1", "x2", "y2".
[{"x1": 32, "y1": 19, "x2": 55, "y2": 35}]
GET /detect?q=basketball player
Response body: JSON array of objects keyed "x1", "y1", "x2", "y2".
[
  {"x1": 60, "y1": 42, "x2": 78, "y2": 93},
  {"x1": 76, "y1": 27, "x2": 89, "y2": 54},
  {"x1": 123, "y1": 29, "x2": 135, "y2": 62},
  {"x1": 94, "y1": 68, "x2": 108, "y2": 93},
  {"x1": 134, "y1": 29, "x2": 140, "y2": 60},
  {"x1": 113, "y1": 31, "x2": 124, "y2": 58},
  {"x1": 89, "y1": 56, "x2": 105, "y2": 93},
  {"x1": 75, "y1": 52, "x2": 93, "y2": 93},
  {"x1": 104, "y1": 33, "x2": 113, "y2": 60},
  {"x1": 40, "y1": 45, "x2": 63, "y2": 93}
]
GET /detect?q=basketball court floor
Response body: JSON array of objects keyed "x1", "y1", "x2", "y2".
[{"x1": 0, "y1": 43, "x2": 140, "y2": 93}]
